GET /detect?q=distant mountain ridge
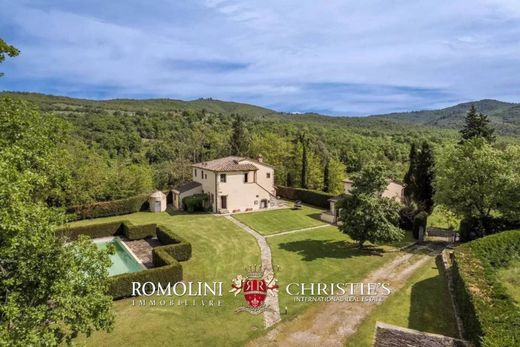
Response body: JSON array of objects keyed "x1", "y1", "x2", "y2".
[
  {"x1": 371, "y1": 99, "x2": 520, "y2": 135},
  {"x1": 1, "y1": 91, "x2": 519, "y2": 136}
]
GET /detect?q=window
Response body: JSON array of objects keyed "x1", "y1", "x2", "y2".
[
  {"x1": 244, "y1": 172, "x2": 248, "y2": 183},
  {"x1": 201, "y1": 170, "x2": 203, "y2": 179},
  {"x1": 194, "y1": 169, "x2": 197, "y2": 177},
  {"x1": 205, "y1": 173, "x2": 208, "y2": 179},
  {"x1": 220, "y1": 174, "x2": 226, "y2": 183},
  {"x1": 266, "y1": 172, "x2": 271, "y2": 179}
]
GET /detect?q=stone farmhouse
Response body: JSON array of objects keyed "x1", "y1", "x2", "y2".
[{"x1": 172, "y1": 156, "x2": 277, "y2": 213}]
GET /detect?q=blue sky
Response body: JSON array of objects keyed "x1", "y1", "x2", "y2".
[{"x1": 1, "y1": 0, "x2": 520, "y2": 115}]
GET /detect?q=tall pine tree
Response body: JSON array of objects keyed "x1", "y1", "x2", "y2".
[{"x1": 460, "y1": 105, "x2": 496, "y2": 143}]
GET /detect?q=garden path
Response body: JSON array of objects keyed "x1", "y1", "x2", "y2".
[{"x1": 225, "y1": 215, "x2": 282, "y2": 328}]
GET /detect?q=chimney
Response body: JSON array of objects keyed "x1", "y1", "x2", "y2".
[{"x1": 257, "y1": 155, "x2": 263, "y2": 163}]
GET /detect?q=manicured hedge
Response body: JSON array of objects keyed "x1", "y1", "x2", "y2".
[
  {"x1": 109, "y1": 260, "x2": 182, "y2": 299},
  {"x1": 123, "y1": 222, "x2": 156, "y2": 240},
  {"x1": 56, "y1": 221, "x2": 123, "y2": 241},
  {"x1": 58, "y1": 220, "x2": 156, "y2": 241},
  {"x1": 109, "y1": 225, "x2": 191, "y2": 299},
  {"x1": 452, "y1": 229, "x2": 520, "y2": 346},
  {"x1": 459, "y1": 216, "x2": 520, "y2": 242},
  {"x1": 276, "y1": 186, "x2": 335, "y2": 208},
  {"x1": 58, "y1": 220, "x2": 191, "y2": 299},
  {"x1": 67, "y1": 194, "x2": 150, "y2": 220},
  {"x1": 156, "y1": 226, "x2": 192, "y2": 262}
]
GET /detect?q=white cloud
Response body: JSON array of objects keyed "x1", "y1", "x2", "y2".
[{"x1": 0, "y1": 0, "x2": 519, "y2": 114}]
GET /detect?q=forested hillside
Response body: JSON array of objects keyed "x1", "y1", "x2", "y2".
[
  {"x1": 1, "y1": 91, "x2": 516, "y2": 208},
  {"x1": 373, "y1": 99, "x2": 520, "y2": 136}
]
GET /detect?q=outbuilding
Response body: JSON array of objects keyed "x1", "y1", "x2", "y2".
[
  {"x1": 171, "y1": 181, "x2": 202, "y2": 210},
  {"x1": 149, "y1": 191, "x2": 167, "y2": 212}
]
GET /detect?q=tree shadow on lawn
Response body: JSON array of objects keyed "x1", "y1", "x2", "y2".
[{"x1": 277, "y1": 239, "x2": 385, "y2": 261}]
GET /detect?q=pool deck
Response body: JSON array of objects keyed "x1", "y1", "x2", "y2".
[{"x1": 123, "y1": 238, "x2": 162, "y2": 268}]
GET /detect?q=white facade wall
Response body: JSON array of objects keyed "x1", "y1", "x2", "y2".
[{"x1": 192, "y1": 163, "x2": 275, "y2": 213}]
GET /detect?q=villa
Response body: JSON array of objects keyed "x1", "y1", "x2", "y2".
[
  {"x1": 172, "y1": 156, "x2": 277, "y2": 213},
  {"x1": 321, "y1": 178, "x2": 405, "y2": 223}
]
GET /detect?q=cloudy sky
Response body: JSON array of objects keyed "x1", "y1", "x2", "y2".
[{"x1": 1, "y1": 0, "x2": 519, "y2": 115}]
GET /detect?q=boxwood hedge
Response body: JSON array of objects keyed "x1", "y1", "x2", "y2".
[
  {"x1": 57, "y1": 221, "x2": 157, "y2": 241},
  {"x1": 452, "y1": 229, "x2": 520, "y2": 346},
  {"x1": 66, "y1": 194, "x2": 150, "y2": 220},
  {"x1": 275, "y1": 186, "x2": 335, "y2": 208}
]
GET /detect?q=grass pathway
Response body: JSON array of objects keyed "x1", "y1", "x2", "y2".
[
  {"x1": 225, "y1": 215, "x2": 282, "y2": 328},
  {"x1": 248, "y1": 243, "x2": 446, "y2": 347}
]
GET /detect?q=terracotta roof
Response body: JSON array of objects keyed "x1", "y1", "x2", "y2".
[
  {"x1": 173, "y1": 181, "x2": 202, "y2": 193},
  {"x1": 192, "y1": 156, "x2": 259, "y2": 172}
]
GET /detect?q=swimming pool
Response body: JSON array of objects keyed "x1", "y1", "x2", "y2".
[{"x1": 94, "y1": 237, "x2": 146, "y2": 276}]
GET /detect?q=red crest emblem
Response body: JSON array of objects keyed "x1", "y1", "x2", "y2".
[{"x1": 230, "y1": 265, "x2": 278, "y2": 314}]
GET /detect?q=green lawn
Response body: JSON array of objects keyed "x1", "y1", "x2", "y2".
[
  {"x1": 232, "y1": 205, "x2": 327, "y2": 235},
  {"x1": 71, "y1": 212, "x2": 265, "y2": 347},
  {"x1": 268, "y1": 226, "x2": 409, "y2": 320},
  {"x1": 428, "y1": 205, "x2": 460, "y2": 230},
  {"x1": 497, "y1": 260, "x2": 520, "y2": 304},
  {"x1": 345, "y1": 258, "x2": 459, "y2": 347}
]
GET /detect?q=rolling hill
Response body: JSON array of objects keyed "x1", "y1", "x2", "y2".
[{"x1": 1, "y1": 91, "x2": 519, "y2": 136}]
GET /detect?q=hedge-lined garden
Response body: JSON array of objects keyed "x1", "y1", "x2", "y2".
[
  {"x1": 452, "y1": 229, "x2": 520, "y2": 346},
  {"x1": 58, "y1": 221, "x2": 191, "y2": 299},
  {"x1": 110, "y1": 225, "x2": 191, "y2": 299},
  {"x1": 275, "y1": 186, "x2": 336, "y2": 208}
]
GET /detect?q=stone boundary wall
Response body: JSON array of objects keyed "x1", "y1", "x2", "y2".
[{"x1": 372, "y1": 322, "x2": 471, "y2": 347}]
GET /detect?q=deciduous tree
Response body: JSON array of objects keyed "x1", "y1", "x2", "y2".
[{"x1": 338, "y1": 165, "x2": 404, "y2": 249}]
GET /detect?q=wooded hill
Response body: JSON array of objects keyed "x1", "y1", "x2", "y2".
[
  {"x1": 0, "y1": 91, "x2": 517, "y2": 208},
  {"x1": 372, "y1": 99, "x2": 520, "y2": 136}
]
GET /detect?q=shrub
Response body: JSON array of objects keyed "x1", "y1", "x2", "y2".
[
  {"x1": 276, "y1": 186, "x2": 335, "y2": 208},
  {"x1": 156, "y1": 226, "x2": 192, "y2": 261},
  {"x1": 459, "y1": 216, "x2": 520, "y2": 242},
  {"x1": 412, "y1": 211, "x2": 428, "y2": 239},
  {"x1": 182, "y1": 194, "x2": 208, "y2": 212},
  {"x1": 109, "y1": 261, "x2": 182, "y2": 299},
  {"x1": 122, "y1": 222, "x2": 156, "y2": 240},
  {"x1": 67, "y1": 194, "x2": 150, "y2": 220},
  {"x1": 452, "y1": 230, "x2": 520, "y2": 346},
  {"x1": 59, "y1": 220, "x2": 156, "y2": 241},
  {"x1": 56, "y1": 221, "x2": 123, "y2": 241}
]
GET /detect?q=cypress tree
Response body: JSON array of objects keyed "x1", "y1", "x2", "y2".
[
  {"x1": 323, "y1": 160, "x2": 330, "y2": 192},
  {"x1": 230, "y1": 114, "x2": 250, "y2": 156},
  {"x1": 301, "y1": 138, "x2": 308, "y2": 189},
  {"x1": 403, "y1": 143, "x2": 418, "y2": 203},
  {"x1": 415, "y1": 142, "x2": 435, "y2": 214}
]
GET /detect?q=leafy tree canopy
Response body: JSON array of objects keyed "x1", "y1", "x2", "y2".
[
  {"x1": 338, "y1": 165, "x2": 404, "y2": 248},
  {"x1": 0, "y1": 99, "x2": 114, "y2": 346}
]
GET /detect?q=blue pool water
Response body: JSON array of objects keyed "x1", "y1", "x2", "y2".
[{"x1": 95, "y1": 237, "x2": 145, "y2": 276}]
